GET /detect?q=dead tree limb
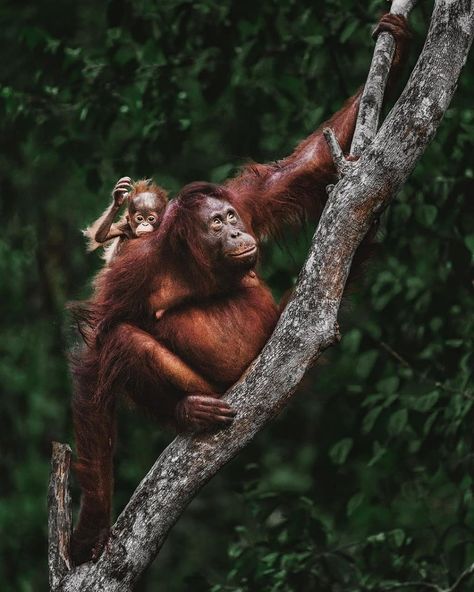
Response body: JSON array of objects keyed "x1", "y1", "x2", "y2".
[
  {"x1": 323, "y1": 127, "x2": 350, "y2": 178},
  {"x1": 48, "y1": 443, "x2": 73, "y2": 590},
  {"x1": 52, "y1": 1, "x2": 474, "y2": 590}
]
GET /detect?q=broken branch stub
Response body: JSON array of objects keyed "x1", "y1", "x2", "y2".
[{"x1": 48, "y1": 442, "x2": 73, "y2": 590}]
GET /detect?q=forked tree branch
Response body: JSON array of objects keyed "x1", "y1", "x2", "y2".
[
  {"x1": 50, "y1": 1, "x2": 474, "y2": 590},
  {"x1": 324, "y1": 0, "x2": 417, "y2": 174}
]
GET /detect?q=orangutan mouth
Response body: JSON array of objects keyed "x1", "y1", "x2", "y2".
[{"x1": 229, "y1": 245, "x2": 257, "y2": 259}]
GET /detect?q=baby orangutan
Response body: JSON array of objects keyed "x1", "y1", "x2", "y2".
[{"x1": 83, "y1": 177, "x2": 168, "y2": 265}]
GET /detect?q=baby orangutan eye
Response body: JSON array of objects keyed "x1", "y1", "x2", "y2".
[
  {"x1": 227, "y1": 211, "x2": 236, "y2": 222},
  {"x1": 148, "y1": 216, "x2": 156, "y2": 223},
  {"x1": 136, "y1": 215, "x2": 144, "y2": 222}
]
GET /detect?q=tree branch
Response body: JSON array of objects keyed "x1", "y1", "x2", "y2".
[
  {"x1": 53, "y1": 1, "x2": 474, "y2": 589},
  {"x1": 324, "y1": 0, "x2": 418, "y2": 180},
  {"x1": 48, "y1": 442, "x2": 73, "y2": 590},
  {"x1": 382, "y1": 560, "x2": 474, "y2": 592},
  {"x1": 350, "y1": 0, "x2": 418, "y2": 156},
  {"x1": 384, "y1": 582, "x2": 442, "y2": 592},
  {"x1": 323, "y1": 127, "x2": 350, "y2": 178},
  {"x1": 447, "y1": 562, "x2": 474, "y2": 592}
]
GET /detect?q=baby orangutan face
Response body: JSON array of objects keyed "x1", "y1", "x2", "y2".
[{"x1": 128, "y1": 191, "x2": 165, "y2": 237}]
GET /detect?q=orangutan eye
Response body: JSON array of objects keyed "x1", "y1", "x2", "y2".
[
  {"x1": 211, "y1": 217, "x2": 223, "y2": 231},
  {"x1": 148, "y1": 216, "x2": 156, "y2": 223},
  {"x1": 227, "y1": 211, "x2": 236, "y2": 223},
  {"x1": 136, "y1": 215, "x2": 144, "y2": 222}
]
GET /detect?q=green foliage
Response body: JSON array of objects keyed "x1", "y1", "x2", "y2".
[{"x1": 1, "y1": 0, "x2": 473, "y2": 591}]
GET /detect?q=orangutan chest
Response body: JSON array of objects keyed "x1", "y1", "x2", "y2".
[{"x1": 152, "y1": 287, "x2": 279, "y2": 386}]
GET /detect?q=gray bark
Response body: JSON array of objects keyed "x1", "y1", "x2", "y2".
[
  {"x1": 51, "y1": 1, "x2": 474, "y2": 590},
  {"x1": 48, "y1": 443, "x2": 73, "y2": 590},
  {"x1": 350, "y1": 0, "x2": 418, "y2": 156},
  {"x1": 323, "y1": 127, "x2": 351, "y2": 177}
]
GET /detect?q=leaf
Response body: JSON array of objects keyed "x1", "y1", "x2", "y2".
[
  {"x1": 388, "y1": 409, "x2": 408, "y2": 436},
  {"x1": 445, "y1": 339, "x2": 463, "y2": 348},
  {"x1": 376, "y1": 376, "x2": 399, "y2": 394},
  {"x1": 339, "y1": 21, "x2": 358, "y2": 43},
  {"x1": 367, "y1": 532, "x2": 386, "y2": 544},
  {"x1": 410, "y1": 391, "x2": 439, "y2": 413},
  {"x1": 415, "y1": 204, "x2": 437, "y2": 226},
  {"x1": 390, "y1": 529, "x2": 405, "y2": 547},
  {"x1": 347, "y1": 492, "x2": 364, "y2": 517},
  {"x1": 368, "y1": 441, "x2": 387, "y2": 467},
  {"x1": 423, "y1": 410, "x2": 440, "y2": 436},
  {"x1": 330, "y1": 438, "x2": 353, "y2": 465},
  {"x1": 395, "y1": 202, "x2": 412, "y2": 222},
  {"x1": 355, "y1": 350, "x2": 378, "y2": 379},
  {"x1": 303, "y1": 34, "x2": 324, "y2": 46},
  {"x1": 464, "y1": 234, "x2": 474, "y2": 256},
  {"x1": 363, "y1": 406, "x2": 383, "y2": 434},
  {"x1": 343, "y1": 328, "x2": 362, "y2": 354}
]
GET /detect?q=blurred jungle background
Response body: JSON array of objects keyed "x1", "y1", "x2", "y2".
[{"x1": 1, "y1": 0, "x2": 473, "y2": 590}]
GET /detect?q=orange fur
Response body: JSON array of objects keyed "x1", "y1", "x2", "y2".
[{"x1": 69, "y1": 22, "x2": 410, "y2": 562}]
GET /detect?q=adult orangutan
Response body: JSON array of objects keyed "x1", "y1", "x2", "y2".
[{"x1": 70, "y1": 14, "x2": 410, "y2": 564}]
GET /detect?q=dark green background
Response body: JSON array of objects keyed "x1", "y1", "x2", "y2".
[{"x1": 1, "y1": 1, "x2": 473, "y2": 590}]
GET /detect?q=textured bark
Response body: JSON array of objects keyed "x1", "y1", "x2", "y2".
[
  {"x1": 52, "y1": 1, "x2": 474, "y2": 590},
  {"x1": 350, "y1": 0, "x2": 418, "y2": 156},
  {"x1": 323, "y1": 127, "x2": 351, "y2": 177},
  {"x1": 48, "y1": 443, "x2": 73, "y2": 590}
]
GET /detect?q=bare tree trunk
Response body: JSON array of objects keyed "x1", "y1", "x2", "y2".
[
  {"x1": 48, "y1": 443, "x2": 73, "y2": 590},
  {"x1": 49, "y1": 1, "x2": 474, "y2": 590}
]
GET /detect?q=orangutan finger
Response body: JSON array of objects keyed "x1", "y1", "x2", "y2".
[{"x1": 195, "y1": 403, "x2": 236, "y2": 415}]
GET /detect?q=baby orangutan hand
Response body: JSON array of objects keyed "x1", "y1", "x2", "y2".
[{"x1": 112, "y1": 176, "x2": 132, "y2": 207}]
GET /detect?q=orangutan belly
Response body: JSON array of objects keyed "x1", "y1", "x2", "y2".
[{"x1": 152, "y1": 284, "x2": 279, "y2": 388}]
